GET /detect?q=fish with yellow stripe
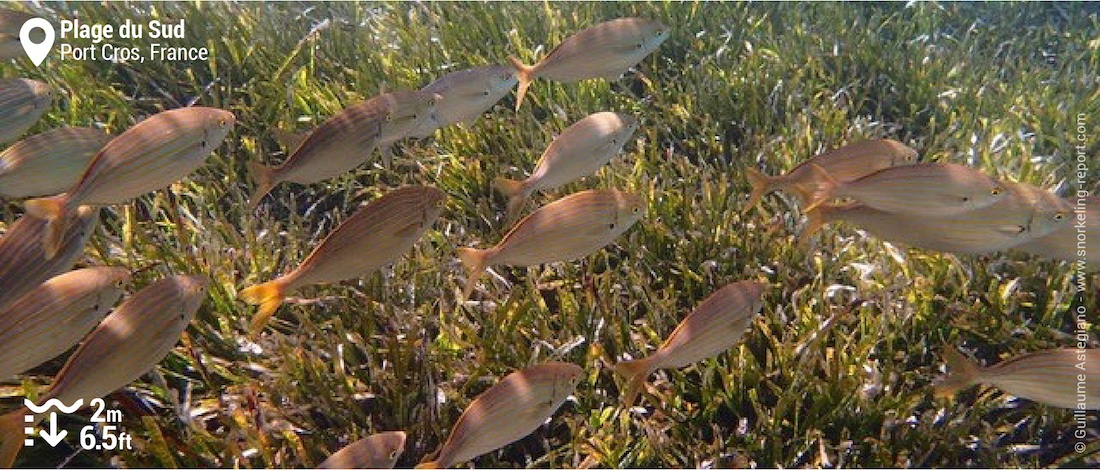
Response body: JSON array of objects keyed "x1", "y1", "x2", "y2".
[
  {"x1": 318, "y1": 431, "x2": 407, "y2": 469},
  {"x1": 0, "y1": 267, "x2": 130, "y2": 380},
  {"x1": 457, "y1": 189, "x2": 645, "y2": 301},
  {"x1": 1014, "y1": 195, "x2": 1099, "y2": 267},
  {"x1": 241, "y1": 186, "x2": 446, "y2": 335},
  {"x1": 248, "y1": 90, "x2": 440, "y2": 209},
  {"x1": 415, "y1": 362, "x2": 583, "y2": 469},
  {"x1": 0, "y1": 207, "x2": 100, "y2": 313},
  {"x1": 745, "y1": 138, "x2": 917, "y2": 211},
  {"x1": 936, "y1": 347, "x2": 1100, "y2": 410},
  {"x1": 417, "y1": 65, "x2": 518, "y2": 134},
  {"x1": 800, "y1": 182, "x2": 1071, "y2": 253},
  {"x1": 23, "y1": 107, "x2": 234, "y2": 259},
  {"x1": 0, "y1": 78, "x2": 53, "y2": 144},
  {"x1": 804, "y1": 161, "x2": 1007, "y2": 216},
  {"x1": 614, "y1": 280, "x2": 766, "y2": 406},
  {"x1": 0, "y1": 9, "x2": 35, "y2": 60},
  {"x1": 0, "y1": 127, "x2": 112, "y2": 199},
  {"x1": 495, "y1": 111, "x2": 638, "y2": 217},
  {"x1": 0, "y1": 275, "x2": 208, "y2": 468},
  {"x1": 510, "y1": 17, "x2": 669, "y2": 110}
]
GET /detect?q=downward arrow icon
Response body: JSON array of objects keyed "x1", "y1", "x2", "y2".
[{"x1": 39, "y1": 412, "x2": 67, "y2": 447}]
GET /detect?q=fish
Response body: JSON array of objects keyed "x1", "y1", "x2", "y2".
[
  {"x1": 0, "y1": 78, "x2": 54, "y2": 144},
  {"x1": 318, "y1": 431, "x2": 408, "y2": 469},
  {"x1": 510, "y1": 17, "x2": 669, "y2": 110},
  {"x1": 23, "y1": 107, "x2": 235, "y2": 259},
  {"x1": 495, "y1": 112, "x2": 638, "y2": 217},
  {"x1": 0, "y1": 9, "x2": 35, "y2": 60},
  {"x1": 800, "y1": 182, "x2": 1072, "y2": 253},
  {"x1": 0, "y1": 127, "x2": 112, "y2": 199},
  {"x1": 744, "y1": 138, "x2": 918, "y2": 211},
  {"x1": 247, "y1": 90, "x2": 441, "y2": 209},
  {"x1": 418, "y1": 65, "x2": 518, "y2": 133},
  {"x1": 0, "y1": 275, "x2": 208, "y2": 468},
  {"x1": 457, "y1": 189, "x2": 645, "y2": 301},
  {"x1": 936, "y1": 347, "x2": 1100, "y2": 410},
  {"x1": 1014, "y1": 195, "x2": 1099, "y2": 267},
  {"x1": 804, "y1": 162, "x2": 1007, "y2": 216},
  {"x1": 415, "y1": 362, "x2": 583, "y2": 469},
  {"x1": 0, "y1": 267, "x2": 130, "y2": 380},
  {"x1": 613, "y1": 280, "x2": 767, "y2": 406},
  {"x1": 241, "y1": 186, "x2": 446, "y2": 335},
  {"x1": 0, "y1": 206, "x2": 100, "y2": 313}
]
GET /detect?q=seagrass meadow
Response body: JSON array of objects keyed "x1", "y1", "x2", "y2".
[{"x1": 1, "y1": 1, "x2": 1099, "y2": 468}]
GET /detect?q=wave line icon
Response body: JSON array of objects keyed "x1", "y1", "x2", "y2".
[{"x1": 25, "y1": 398, "x2": 83, "y2": 414}]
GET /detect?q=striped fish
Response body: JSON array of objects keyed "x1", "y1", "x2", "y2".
[
  {"x1": 744, "y1": 138, "x2": 917, "y2": 211},
  {"x1": 805, "y1": 162, "x2": 1006, "y2": 216},
  {"x1": 0, "y1": 206, "x2": 99, "y2": 313},
  {"x1": 495, "y1": 112, "x2": 638, "y2": 217},
  {"x1": 801, "y1": 182, "x2": 1071, "y2": 253},
  {"x1": 418, "y1": 65, "x2": 518, "y2": 132},
  {"x1": 241, "y1": 186, "x2": 446, "y2": 335},
  {"x1": 318, "y1": 431, "x2": 407, "y2": 469},
  {"x1": 1015, "y1": 195, "x2": 1099, "y2": 267},
  {"x1": 614, "y1": 280, "x2": 766, "y2": 406},
  {"x1": 0, "y1": 267, "x2": 130, "y2": 379},
  {"x1": 247, "y1": 90, "x2": 440, "y2": 209},
  {"x1": 0, "y1": 275, "x2": 208, "y2": 468},
  {"x1": 23, "y1": 107, "x2": 234, "y2": 259},
  {"x1": 0, "y1": 78, "x2": 53, "y2": 144},
  {"x1": 936, "y1": 347, "x2": 1100, "y2": 410},
  {"x1": 0, "y1": 127, "x2": 112, "y2": 199},
  {"x1": 415, "y1": 362, "x2": 583, "y2": 469},
  {"x1": 0, "y1": 9, "x2": 35, "y2": 60},
  {"x1": 457, "y1": 189, "x2": 645, "y2": 301},
  {"x1": 510, "y1": 17, "x2": 669, "y2": 110}
]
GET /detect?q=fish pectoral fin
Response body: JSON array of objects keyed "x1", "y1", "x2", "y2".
[{"x1": 995, "y1": 224, "x2": 1027, "y2": 236}]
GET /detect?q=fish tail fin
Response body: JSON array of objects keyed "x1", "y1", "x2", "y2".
[
  {"x1": 613, "y1": 358, "x2": 653, "y2": 407},
  {"x1": 247, "y1": 161, "x2": 277, "y2": 211},
  {"x1": 508, "y1": 56, "x2": 536, "y2": 111},
  {"x1": 241, "y1": 280, "x2": 286, "y2": 337},
  {"x1": 935, "y1": 347, "x2": 981, "y2": 398},
  {"x1": 494, "y1": 177, "x2": 527, "y2": 219},
  {"x1": 801, "y1": 163, "x2": 839, "y2": 212},
  {"x1": 24, "y1": 194, "x2": 70, "y2": 260},
  {"x1": 414, "y1": 462, "x2": 440, "y2": 469},
  {"x1": 457, "y1": 247, "x2": 491, "y2": 303},
  {"x1": 743, "y1": 167, "x2": 775, "y2": 213},
  {"x1": 798, "y1": 203, "x2": 833, "y2": 248},
  {"x1": 0, "y1": 408, "x2": 29, "y2": 468}
]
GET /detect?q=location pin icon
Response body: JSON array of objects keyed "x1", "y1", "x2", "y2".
[{"x1": 20, "y1": 18, "x2": 55, "y2": 67}]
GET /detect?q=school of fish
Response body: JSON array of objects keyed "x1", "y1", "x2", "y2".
[{"x1": 0, "y1": 7, "x2": 1093, "y2": 468}]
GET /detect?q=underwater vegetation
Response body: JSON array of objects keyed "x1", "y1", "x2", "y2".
[{"x1": 0, "y1": 1, "x2": 1098, "y2": 468}]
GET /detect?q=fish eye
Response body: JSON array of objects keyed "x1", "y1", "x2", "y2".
[
  {"x1": 219, "y1": 119, "x2": 227, "y2": 128},
  {"x1": 632, "y1": 206, "x2": 640, "y2": 214},
  {"x1": 483, "y1": 90, "x2": 491, "y2": 96},
  {"x1": 1054, "y1": 212, "x2": 1066, "y2": 221},
  {"x1": 609, "y1": 222, "x2": 616, "y2": 230},
  {"x1": 961, "y1": 196, "x2": 969, "y2": 203},
  {"x1": 990, "y1": 187, "x2": 1003, "y2": 196},
  {"x1": 636, "y1": 43, "x2": 644, "y2": 49},
  {"x1": 389, "y1": 451, "x2": 399, "y2": 460}
]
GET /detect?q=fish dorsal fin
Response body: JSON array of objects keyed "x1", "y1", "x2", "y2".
[{"x1": 273, "y1": 128, "x2": 307, "y2": 152}]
